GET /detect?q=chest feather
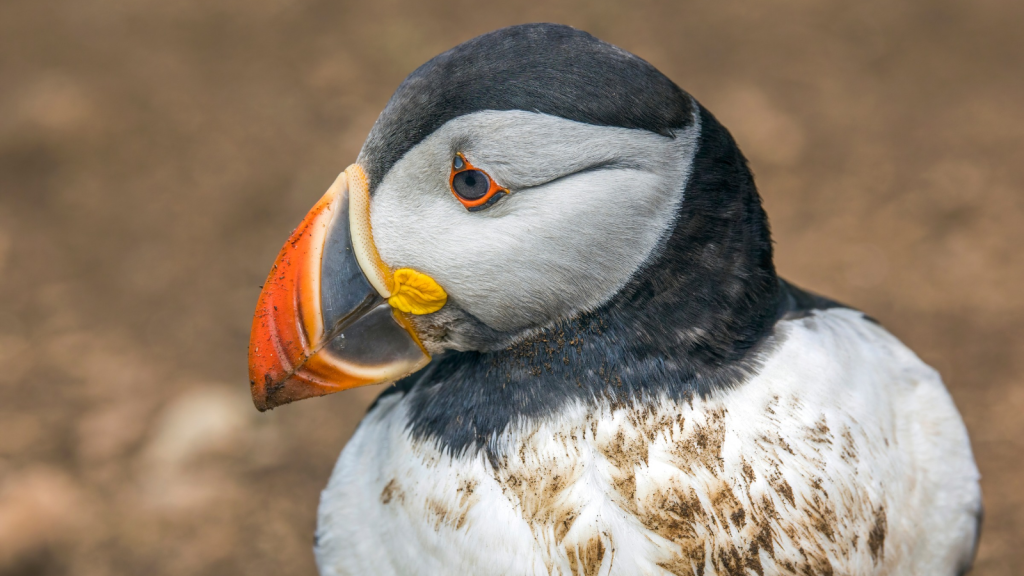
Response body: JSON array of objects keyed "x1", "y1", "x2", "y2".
[
  {"x1": 352, "y1": 392, "x2": 896, "y2": 576},
  {"x1": 316, "y1": 312, "x2": 979, "y2": 576}
]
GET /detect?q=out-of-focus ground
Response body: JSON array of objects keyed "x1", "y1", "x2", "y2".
[{"x1": 0, "y1": 0, "x2": 1021, "y2": 574}]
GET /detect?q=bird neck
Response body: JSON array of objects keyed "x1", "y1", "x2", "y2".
[
  {"x1": 604, "y1": 104, "x2": 782, "y2": 370},
  {"x1": 383, "y1": 104, "x2": 784, "y2": 458}
]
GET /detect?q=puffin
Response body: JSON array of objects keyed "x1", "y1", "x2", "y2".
[{"x1": 247, "y1": 24, "x2": 982, "y2": 576}]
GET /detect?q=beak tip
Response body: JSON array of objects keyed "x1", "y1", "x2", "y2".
[
  {"x1": 250, "y1": 388, "x2": 269, "y2": 412},
  {"x1": 249, "y1": 376, "x2": 273, "y2": 412},
  {"x1": 249, "y1": 369, "x2": 336, "y2": 412}
]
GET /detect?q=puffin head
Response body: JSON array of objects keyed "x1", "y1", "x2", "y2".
[{"x1": 249, "y1": 24, "x2": 777, "y2": 411}]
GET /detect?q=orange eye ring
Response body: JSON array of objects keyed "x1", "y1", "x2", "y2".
[{"x1": 449, "y1": 153, "x2": 508, "y2": 211}]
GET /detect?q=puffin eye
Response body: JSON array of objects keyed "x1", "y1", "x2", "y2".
[
  {"x1": 452, "y1": 170, "x2": 490, "y2": 200},
  {"x1": 449, "y1": 153, "x2": 508, "y2": 211}
]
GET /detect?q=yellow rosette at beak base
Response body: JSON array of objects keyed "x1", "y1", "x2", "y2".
[
  {"x1": 388, "y1": 268, "x2": 448, "y2": 315},
  {"x1": 346, "y1": 164, "x2": 447, "y2": 317}
]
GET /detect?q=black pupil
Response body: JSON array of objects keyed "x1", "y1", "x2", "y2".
[{"x1": 452, "y1": 170, "x2": 490, "y2": 200}]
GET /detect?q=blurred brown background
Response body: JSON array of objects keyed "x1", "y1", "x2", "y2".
[{"x1": 0, "y1": 0, "x2": 1021, "y2": 574}]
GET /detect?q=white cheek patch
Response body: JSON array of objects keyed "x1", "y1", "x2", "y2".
[{"x1": 369, "y1": 110, "x2": 700, "y2": 332}]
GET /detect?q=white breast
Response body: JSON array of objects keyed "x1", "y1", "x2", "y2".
[{"x1": 314, "y1": 309, "x2": 981, "y2": 576}]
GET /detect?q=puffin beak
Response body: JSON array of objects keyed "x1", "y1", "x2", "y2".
[{"x1": 248, "y1": 165, "x2": 440, "y2": 411}]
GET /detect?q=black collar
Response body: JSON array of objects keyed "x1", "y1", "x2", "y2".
[{"x1": 373, "y1": 105, "x2": 845, "y2": 459}]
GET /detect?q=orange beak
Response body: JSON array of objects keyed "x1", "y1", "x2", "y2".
[{"x1": 248, "y1": 165, "x2": 431, "y2": 411}]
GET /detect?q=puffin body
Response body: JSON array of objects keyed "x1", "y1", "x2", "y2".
[
  {"x1": 247, "y1": 24, "x2": 981, "y2": 576},
  {"x1": 317, "y1": 308, "x2": 977, "y2": 576}
]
